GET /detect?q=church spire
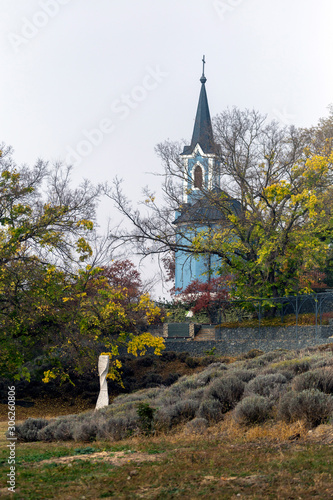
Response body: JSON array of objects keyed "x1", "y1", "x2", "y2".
[{"x1": 183, "y1": 56, "x2": 215, "y2": 155}]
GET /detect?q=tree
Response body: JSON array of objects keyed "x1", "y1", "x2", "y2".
[
  {"x1": 175, "y1": 276, "x2": 231, "y2": 323},
  {"x1": 100, "y1": 259, "x2": 142, "y2": 301},
  {"x1": 0, "y1": 145, "x2": 164, "y2": 383},
  {"x1": 108, "y1": 108, "x2": 333, "y2": 300},
  {"x1": 0, "y1": 145, "x2": 99, "y2": 268}
]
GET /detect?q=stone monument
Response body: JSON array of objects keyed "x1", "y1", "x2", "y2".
[{"x1": 95, "y1": 354, "x2": 109, "y2": 410}]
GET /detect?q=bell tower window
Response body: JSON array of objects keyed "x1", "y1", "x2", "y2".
[{"x1": 193, "y1": 165, "x2": 203, "y2": 189}]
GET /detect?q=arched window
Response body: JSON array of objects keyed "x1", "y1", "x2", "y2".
[{"x1": 193, "y1": 165, "x2": 203, "y2": 189}]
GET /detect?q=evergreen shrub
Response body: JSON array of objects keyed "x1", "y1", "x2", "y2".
[
  {"x1": 14, "y1": 418, "x2": 49, "y2": 442},
  {"x1": 278, "y1": 389, "x2": 333, "y2": 427},
  {"x1": 196, "y1": 398, "x2": 223, "y2": 422},
  {"x1": 292, "y1": 368, "x2": 333, "y2": 394},
  {"x1": 234, "y1": 395, "x2": 272, "y2": 425},
  {"x1": 244, "y1": 373, "x2": 287, "y2": 400},
  {"x1": 206, "y1": 376, "x2": 245, "y2": 412}
]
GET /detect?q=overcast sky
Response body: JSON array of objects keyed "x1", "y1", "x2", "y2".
[{"x1": 1, "y1": 0, "x2": 333, "y2": 295}]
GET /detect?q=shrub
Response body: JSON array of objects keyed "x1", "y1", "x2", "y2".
[
  {"x1": 120, "y1": 364, "x2": 135, "y2": 377},
  {"x1": 140, "y1": 372, "x2": 163, "y2": 388},
  {"x1": 161, "y1": 351, "x2": 177, "y2": 362},
  {"x1": 177, "y1": 352, "x2": 188, "y2": 362},
  {"x1": 184, "y1": 387, "x2": 205, "y2": 401},
  {"x1": 185, "y1": 417, "x2": 208, "y2": 434},
  {"x1": 163, "y1": 373, "x2": 180, "y2": 386},
  {"x1": 111, "y1": 387, "x2": 162, "y2": 407},
  {"x1": 312, "y1": 356, "x2": 333, "y2": 369},
  {"x1": 155, "y1": 399, "x2": 199, "y2": 429},
  {"x1": 154, "y1": 392, "x2": 179, "y2": 408},
  {"x1": 243, "y1": 349, "x2": 264, "y2": 359},
  {"x1": 244, "y1": 373, "x2": 287, "y2": 400},
  {"x1": 278, "y1": 389, "x2": 333, "y2": 427},
  {"x1": 97, "y1": 415, "x2": 138, "y2": 440},
  {"x1": 137, "y1": 402, "x2": 156, "y2": 435},
  {"x1": 52, "y1": 420, "x2": 75, "y2": 441},
  {"x1": 168, "y1": 375, "x2": 198, "y2": 397},
  {"x1": 14, "y1": 418, "x2": 49, "y2": 442},
  {"x1": 196, "y1": 398, "x2": 223, "y2": 422},
  {"x1": 244, "y1": 357, "x2": 268, "y2": 370},
  {"x1": 204, "y1": 347, "x2": 217, "y2": 356},
  {"x1": 185, "y1": 356, "x2": 200, "y2": 368},
  {"x1": 135, "y1": 356, "x2": 155, "y2": 367},
  {"x1": 269, "y1": 357, "x2": 312, "y2": 376},
  {"x1": 206, "y1": 376, "x2": 245, "y2": 413},
  {"x1": 205, "y1": 362, "x2": 228, "y2": 370},
  {"x1": 195, "y1": 364, "x2": 227, "y2": 385},
  {"x1": 228, "y1": 369, "x2": 257, "y2": 383},
  {"x1": 200, "y1": 356, "x2": 218, "y2": 367},
  {"x1": 259, "y1": 351, "x2": 287, "y2": 363},
  {"x1": 292, "y1": 368, "x2": 333, "y2": 394},
  {"x1": 233, "y1": 396, "x2": 272, "y2": 425},
  {"x1": 261, "y1": 367, "x2": 294, "y2": 381},
  {"x1": 36, "y1": 417, "x2": 77, "y2": 442},
  {"x1": 72, "y1": 420, "x2": 98, "y2": 442},
  {"x1": 37, "y1": 422, "x2": 57, "y2": 442},
  {"x1": 174, "y1": 399, "x2": 200, "y2": 422}
]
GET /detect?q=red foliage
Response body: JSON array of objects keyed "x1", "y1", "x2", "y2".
[
  {"x1": 162, "y1": 253, "x2": 175, "y2": 282},
  {"x1": 100, "y1": 259, "x2": 142, "y2": 300},
  {"x1": 178, "y1": 276, "x2": 231, "y2": 316}
]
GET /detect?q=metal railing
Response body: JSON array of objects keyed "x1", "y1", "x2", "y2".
[{"x1": 215, "y1": 292, "x2": 333, "y2": 341}]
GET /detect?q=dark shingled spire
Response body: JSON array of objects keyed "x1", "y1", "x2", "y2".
[{"x1": 182, "y1": 56, "x2": 216, "y2": 155}]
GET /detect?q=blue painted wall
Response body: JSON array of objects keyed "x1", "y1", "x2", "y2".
[
  {"x1": 174, "y1": 224, "x2": 221, "y2": 291},
  {"x1": 174, "y1": 146, "x2": 222, "y2": 292}
]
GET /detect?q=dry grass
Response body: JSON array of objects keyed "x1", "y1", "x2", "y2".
[
  {"x1": 190, "y1": 414, "x2": 309, "y2": 444},
  {"x1": 1, "y1": 413, "x2": 333, "y2": 499},
  {"x1": 0, "y1": 395, "x2": 95, "y2": 423}
]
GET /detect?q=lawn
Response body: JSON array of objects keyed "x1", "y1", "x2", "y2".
[{"x1": 1, "y1": 419, "x2": 332, "y2": 499}]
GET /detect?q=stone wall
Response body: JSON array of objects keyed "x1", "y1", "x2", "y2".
[{"x1": 162, "y1": 325, "x2": 333, "y2": 357}]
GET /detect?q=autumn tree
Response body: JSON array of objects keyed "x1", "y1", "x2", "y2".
[
  {"x1": 175, "y1": 276, "x2": 231, "y2": 323},
  {"x1": 0, "y1": 145, "x2": 164, "y2": 383},
  {"x1": 108, "y1": 108, "x2": 333, "y2": 300},
  {"x1": 100, "y1": 259, "x2": 142, "y2": 300}
]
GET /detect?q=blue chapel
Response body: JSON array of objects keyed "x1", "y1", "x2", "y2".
[{"x1": 174, "y1": 59, "x2": 240, "y2": 292}]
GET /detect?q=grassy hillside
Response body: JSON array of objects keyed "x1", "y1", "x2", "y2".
[{"x1": 1, "y1": 344, "x2": 333, "y2": 499}]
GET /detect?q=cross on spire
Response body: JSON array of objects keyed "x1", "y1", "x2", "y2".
[{"x1": 200, "y1": 55, "x2": 207, "y2": 84}]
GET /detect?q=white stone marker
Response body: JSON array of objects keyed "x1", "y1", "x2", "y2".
[{"x1": 95, "y1": 354, "x2": 109, "y2": 410}]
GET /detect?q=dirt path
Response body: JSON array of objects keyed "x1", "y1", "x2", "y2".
[{"x1": 38, "y1": 449, "x2": 165, "y2": 466}]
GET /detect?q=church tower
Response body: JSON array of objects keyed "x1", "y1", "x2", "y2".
[
  {"x1": 174, "y1": 57, "x2": 222, "y2": 292},
  {"x1": 181, "y1": 56, "x2": 221, "y2": 204}
]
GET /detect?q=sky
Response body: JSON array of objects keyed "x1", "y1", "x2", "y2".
[{"x1": 1, "y1": 0, "x2": 333, "y2": 296}]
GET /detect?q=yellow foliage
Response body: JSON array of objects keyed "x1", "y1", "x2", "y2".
[
  {"x1": 135, "y1": 293, "x2": 164, "y2": 324},
  {"x1": 42, "y1": 370, "x2": 57, "y2": 383},
  {"x1": 127, "y1": 332, "x2": 165, "y2": 357},
  {"x1": 76, "y1": 219, "x2": 94, "y2": 230}
]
